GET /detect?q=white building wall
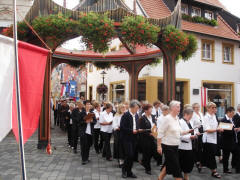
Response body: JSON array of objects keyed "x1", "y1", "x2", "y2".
[{"x1": 87, "y1": 34, "x2": 240, "y2": 108}]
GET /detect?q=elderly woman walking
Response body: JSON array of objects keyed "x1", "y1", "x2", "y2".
[{"x1": 157, "y1": 100, "x2": 193, "y2": 180}]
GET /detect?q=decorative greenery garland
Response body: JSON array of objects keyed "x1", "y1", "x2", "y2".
[
  {"x1": 93, "y1": 61, "x2": 112, "y2": 69},
  {"x1": 182, "y1": 14, "x2": 218, "y2": 26},
  {"x1": 120, "y1": 15, "x2": 160, "y2": 46}
]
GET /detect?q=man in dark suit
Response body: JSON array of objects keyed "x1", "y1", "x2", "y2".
[
  {"x1": 232, "y1": 105, "x2": 240, "y2": 173},
  {"x1": 79, "y1": 100, "x2": 96, "y2": 165},
  {"x1": 221, "y1": 107, "x2": 240, "y2": 173},
  {"x1": 120, "y1": 100, "x2": 141, "y2": 178},
  {"x1": 71, "y1": 102, "x2": 84, "y2": 154}
]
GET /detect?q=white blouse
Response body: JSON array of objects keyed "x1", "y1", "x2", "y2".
[
  {"x1": 179, "y1": 119, "x2": 194, "y2": 150},
  {"x1": 93, "y1": 109, "x2": 101, "y2": 129},
  {"x1": 99, "y1": 110, "x2": 113, "y2": 133},
  {"x1": 202, "y1": 113, "x2": 218, "y2": 144},
  {"x1": 158, "y1": 114, "x2": 181, "y2": 146},
  {"x1": 112, "y1": 114, "x2": 123, "y2": 131}
]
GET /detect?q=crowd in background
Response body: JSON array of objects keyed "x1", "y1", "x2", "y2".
[{"x1": 51, "y1": 98, "x2": 240, "y2": 179}]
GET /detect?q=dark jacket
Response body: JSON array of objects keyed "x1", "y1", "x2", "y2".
[
  {"x1": 139, "y1": 115, "x2": 156, "y2": 136},
  {"x1": 71, "y1": 108, "x2": 82, "y2": 127},
  {"x1": 79, "y1": 109, "x2": 96, "y2": 137},
  {"x1": 120, "y1": 111, "x2": 139, "y2": 142},
  {"x1": 233, "y1": 113, "x2": 240, "y2": 145},
  {"x1": 220, "y1": 116, "x2": 237, "y2": 150}
]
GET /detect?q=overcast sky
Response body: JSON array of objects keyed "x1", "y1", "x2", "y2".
[{"x1": 53, "y1": 0, "x2": 240, "y2": 18}]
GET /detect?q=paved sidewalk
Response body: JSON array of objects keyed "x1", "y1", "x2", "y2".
[{"x1": 0, "y1": 127, "x2": 239, "y2": 180}]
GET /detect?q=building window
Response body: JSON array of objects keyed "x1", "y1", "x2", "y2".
[
  {"x1": 202, "y1": 39, "x2": 214, "y2": 61},
  {"x1": 205, "y1": 11, "x2": 213, "y2": 20},
  {"x1": 203, "y1": 83, "x2": 233, "y2": 119},
  {"x1": 192, "y1": 7, "x2": 201, "y2": 17},
  {"x1": 237, "y1": 24, "x2": 240, "y2": 33},
  {"x1": 223, "y1": 43, "x2": 234, "y2": 64},
  {"x1": 181, "y1": 4, "x2": 188, "y2": 14},
  {"x1": 110, "y1": 82, "x2": 125, "y2": 103}
]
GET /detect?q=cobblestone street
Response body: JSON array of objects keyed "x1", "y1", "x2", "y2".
[{"x1": 0, "y1": 127, "x2": 239, "y2": 180}]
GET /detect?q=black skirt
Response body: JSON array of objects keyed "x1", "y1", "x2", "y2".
[
  {"x1": 202, "y1": 143, "x2": 217, "y2": 170},
  {"x1": 162, "y1": 144, "x2": 183, "y2": 178},
  {"x1": 179, "y1": 149, "x2": 194, "y2": 173}
]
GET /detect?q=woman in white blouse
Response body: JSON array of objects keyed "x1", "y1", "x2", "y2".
[
  {"x1": 112, "y1": 104, "x2": 126, "y2": 167},
  {"x1": 100, "y1": 103, "x2": 114, "y2": 161},
  {"x1": 191, "y1": 103, "x2": 204, "y2": 172},
  {"x1": 179, "y1": 108, "x2": 198, "y2": 180},
  {"x1": 202, "y1": 102, "x2": 223, "y2": 179},
  {"x1": 157, "y1": 101, "x2": 193, "y2": 180},
  {"x1": 93, "y1": 102, "x2": 103, "y2": 154}
]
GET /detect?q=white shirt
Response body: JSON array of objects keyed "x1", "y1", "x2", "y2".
[
  {"x1": 93, "y1": 109, "x2": 101, "y2": 129},
  {"x1": 157, "y1": 115, "x2": 165, "y2": 129},
  {"x1": 100, "y1": 111, "x2": 113, "y2": 133},
  {"x1": 202, "y1": 113, "x2": 218, "y2": 144},
  {"x1": 68, "y1": 110, "x2": 73, "y2": 125},
  {"x1": 85, "y1": 112, "x2": 92, "y2": 135},
  {"x1": 191, "y1": 112, "x2": 204, "y2": 133},
  {"x1": 112, "y1": 114, "x2": 122, "y2": 130},
  {"x1": 237, "y1": 112, "x2": 240, "y2": 116},
  {"x1": 129, "y1": 111, "x2": 136, "y2": 130},
  {"x1": 158, "y1": 114, "x2": 181, "y2": 146},
  {"x1": 179, "y1": 119, "x2": 194, "y2": 150},
  {"x1": 152, "y1": 107, "x2": 162, "y2": 118},
  {"x1": 146, "y1": 115, "x2": 154, "y2": 128}
]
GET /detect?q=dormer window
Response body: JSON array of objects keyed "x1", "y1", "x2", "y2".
[
  {"x1": 237, "y1": 24, "x2": 240, "y2": 33},
  {"x1": 181, "y1": 4, "x2": 188, "y2": 14},
  {"x1": 192, "y1": 7, "x2": 201, "y2": 17},
  {"x1": 205, "y1": 11, "x2": 213, "y2": 20}
]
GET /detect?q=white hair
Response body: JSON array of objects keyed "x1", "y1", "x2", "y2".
[
  {"x1": 169, "y1": 100, "x2": 181, "y2": 109},
  {"x1": 237, "y1": 104, "x2": 240, "y2": 110},
  {"x1": 69, "y1": 103, "x2": 75, "y2": 108}
]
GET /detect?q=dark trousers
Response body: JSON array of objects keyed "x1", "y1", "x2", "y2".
[
  {"x1": 67, "y1": 124, "x2": 73, "y2": 147},
  {"x1": 141, "y1": 135, "x2": 158, "y2": 171},
  {"x1": 80, "y1": 134, "x2": 93, "y2": 162},
  {"x1": 72, "y1": 126, "x2": 79, "y2": 150},
  {"x1": 113, "y1": 130, "x2": 124, "y2": 160},
  {"x1": 122, "y1": 141, "x2": 136, "y2": 175},
  {"x1": 223, "y1": 144, "x2": 240, "y2": 172},
  {"x1": 93, "y1": 128, "x2": 103, "y2": 153},
  {"x1": 102, "y1": 132, "x2": 112, "y2": 159},
  {"x1": 202, "y1": 143, "x2": 217, "y2": 170}
]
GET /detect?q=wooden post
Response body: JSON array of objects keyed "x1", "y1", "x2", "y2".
[{"x1": 162, "y1": 49, "x2": 176, "y2": 104}]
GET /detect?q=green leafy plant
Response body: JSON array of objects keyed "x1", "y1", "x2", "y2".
[
  {"x1": 161, "y1": 25, "x2": 189, "y2": 54},
  {"x1": 177, "y1": 34, "x2": 198, "y2": 61},
  {"x1": 182, "y1": 14, "x2": 218, "y2": 26},
  {"x1": 79, "y1": 12, "x2": 115, "y2": 53},
  {"x1": 32, "y1": 13, "x2": 80, "y2": 49},
  {"x1": 120, "y1": 15, "x2": 160, "y2": 46},
  {"x1": 94, "y1": 61, "x2": 112, "y2": 69},
  {"x1": 2, "y1": 21, "x2": 30, "y2": 41}
]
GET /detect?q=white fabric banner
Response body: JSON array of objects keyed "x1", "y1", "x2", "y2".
[{"x1": 0, "y1": 35, "x2": 14, "y2": 142}]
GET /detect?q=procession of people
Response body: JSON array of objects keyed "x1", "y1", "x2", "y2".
[{"x1": 52, "y1": 98, "x2": 240, "y2": 179}]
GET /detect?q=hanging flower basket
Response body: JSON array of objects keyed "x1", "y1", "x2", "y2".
[
  {"x1": 32, "y1": 13, "x2": 80, "y2": 50},
  {"x1": 120, "y1": 15, "x2": 160, "y2": 46},
  {"x1": 94, "y1": 61, "x2": 112, "y2": 69},
  {"x1": 79, "y1": 12, "x2": 115, "y2": 53},
  {"x1": 161, "y1": 25, "x2": 189, "y2": 54},
  {"x1": 97, "y1": 84, "x2": 108, "y2": 94}
]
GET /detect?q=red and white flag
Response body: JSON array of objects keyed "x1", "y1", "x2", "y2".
[
  {"x1": 201, "y1": 87, "x2": 208, "y2": 108},
  {"x1": 0, "y1": 35, "x2": 49, "y2": 143}
]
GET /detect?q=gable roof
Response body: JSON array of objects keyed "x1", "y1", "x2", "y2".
[
  {"x1": 182, "y1": 15, "x2": 240, "y2": 41},
  {"x1": 138, "y1": 0, "x2": 171, "y2": 19},
  {"x1": 139, "y1": 0, "x2": 240, "y2": 42}
]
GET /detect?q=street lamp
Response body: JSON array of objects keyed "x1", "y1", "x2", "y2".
[{"x1": 100, "y1": 70, "x2": 107, "y2": 100}]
